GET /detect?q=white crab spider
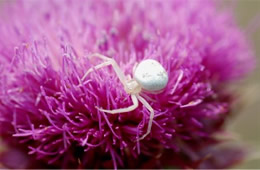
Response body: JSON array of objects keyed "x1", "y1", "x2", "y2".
[{"x1": 81, "y1": 53, "x2": 168, "y2": 140}]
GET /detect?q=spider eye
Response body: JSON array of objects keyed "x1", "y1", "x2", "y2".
[{"x1": 133, "y1": 59, "x2": 168, "y2": 92}]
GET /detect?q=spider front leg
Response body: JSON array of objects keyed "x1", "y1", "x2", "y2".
[
  {"x1": 137, "y1": 95, "x2": 155, "y2": 140},
  {"x1": 82, "y1": 54, "x2": 138, "y2": 114},
  {"x1": 81, "y1": 61, "x2": 112, "y2": 81},
  {"x1": 81, "y1": 53, "x2": 127, "y2": 84}
]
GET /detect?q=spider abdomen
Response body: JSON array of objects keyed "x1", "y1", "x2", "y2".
[{"x1": 133, "y1": 59, "x2": 168, "y2": 92}]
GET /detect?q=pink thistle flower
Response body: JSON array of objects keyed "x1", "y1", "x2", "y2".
[{"x1": 0, "y1": 0, "x2": 255, "y2": 169}]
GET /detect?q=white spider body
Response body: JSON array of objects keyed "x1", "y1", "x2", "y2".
[
  {"x1": 134, "y1": 59, "x2": 168, "y2": 92},
  {"x1": 81, "y1": 53, "x2": 170, "y2": 140}
]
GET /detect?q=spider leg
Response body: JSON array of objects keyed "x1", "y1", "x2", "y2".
[
  {"x1": 82, "y1": 53, "x2": 127, "y2": 84},
  {"x1": 140, "y1": 93, "x2": 157, "y2": 102},
  {"x1": 132, "y1": 62, "x2": 138, "y2": 74},
  {"x1": 170, "y1": 70, "x2": 183, "y2": 95},
  {"x1": 137, "y1": 95, "x2": 155, "y2": 140},
  {"x1": 96, "y1": 94, "x2": 138, "y2": 114},
  {"x1": 81, "y1": 61, "x2": 111, "y2": 81}
]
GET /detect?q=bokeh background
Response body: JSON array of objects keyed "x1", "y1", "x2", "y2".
[
  {"x1": 0, "y1": 0, "x2": 259, "y2": 169},
  {"x1": 227, "y1": 0, "x2": 260, "y2": 168}
]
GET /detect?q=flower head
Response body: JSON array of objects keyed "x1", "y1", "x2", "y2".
[{"x1": 0, "y1": 0, "x2": 255, "y2": 169}]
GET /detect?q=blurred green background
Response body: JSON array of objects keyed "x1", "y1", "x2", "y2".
[{"x1": 228, "y1": 0, "x2": 260, "y2": 168}]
